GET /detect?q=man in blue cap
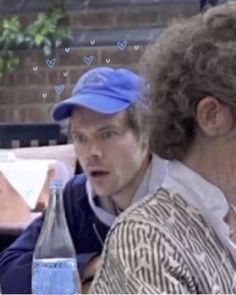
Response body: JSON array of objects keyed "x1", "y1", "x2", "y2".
[{"x1": 0, "y1": 67, "x2": 167, "y2": 293}]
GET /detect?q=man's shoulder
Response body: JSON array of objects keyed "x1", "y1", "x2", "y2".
[
  {"x1": 116, "y1": 188, "x2": 170, "y2": 219},
  {"x1": 67, "y1": 173, "x2": 87, "y2": 187},
  {"x1": 114, "y1": 187, "x2": 199, "y2": 229},
  {"x1": 63, "y1": 173, "x2": 88, "y2": 204},
  {"x1": 64, "y1": 173, "x2": 87, "y2": 193}
]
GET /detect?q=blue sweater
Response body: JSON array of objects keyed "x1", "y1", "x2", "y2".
[{"x1": 0, "y1": 174, "x2": 110, "y2": 294}]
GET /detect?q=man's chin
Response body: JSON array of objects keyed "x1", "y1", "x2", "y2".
[
  {"x1": 92, "y1": 185, "x2": 113, "y2": 198},
  {"x1": 93, "y1": 189, "x2": 110, "y2": 198}
]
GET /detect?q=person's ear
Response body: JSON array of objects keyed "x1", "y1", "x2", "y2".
[
  {"x1": 195, "y1": 96, "x2": 233, "y2": 137},
  {"x1": 140, "y1": 135, "x2": 149, "y2": 151}
]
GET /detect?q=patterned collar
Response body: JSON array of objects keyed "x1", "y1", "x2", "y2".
[{"x1": 163, "y1": 160, "x2": 236, "y2": 262}]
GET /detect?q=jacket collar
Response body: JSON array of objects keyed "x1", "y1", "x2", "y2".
[{"x1": 164, "y1": 161, "x2": 236, "y2": 262}]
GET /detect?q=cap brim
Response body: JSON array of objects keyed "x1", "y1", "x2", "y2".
[{"x1": 51, "y1": 93, "x2": 130, "y2": 121}]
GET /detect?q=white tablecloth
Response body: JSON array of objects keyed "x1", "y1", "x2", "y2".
[{"x1": 0, "y1": 158, "x2": 70, "y2": 209}]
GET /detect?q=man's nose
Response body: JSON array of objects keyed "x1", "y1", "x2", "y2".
[{"x1": 88, "y1": 141, "x2": 103, "y2": 158}]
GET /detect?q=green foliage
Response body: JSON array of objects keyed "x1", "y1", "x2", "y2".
[
  {"x1": 0, "y1": 17, "x2": 25, "y2": 49},
  {"x1": 0, "y1": 17, "x2": 24, "y2": 78},
  {"x1": 0, "y1": 4, "x2": 72, "y2": 78},
  {"x1": 25, "y1": 7, "x2": 72, "y2": 56}
]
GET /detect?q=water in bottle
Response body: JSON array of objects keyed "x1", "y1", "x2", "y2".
[{"x1": 32, "y1": 179, "x2": 80, "y2": 294}]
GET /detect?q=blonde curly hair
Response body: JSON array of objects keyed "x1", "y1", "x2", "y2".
[{"x1": 139, "y1": 1, "x2": 236, "y2": 160}]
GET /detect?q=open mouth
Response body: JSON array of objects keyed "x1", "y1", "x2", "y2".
[{"x1": 90, "y1": 171, "x2": 110, "y2": 177}]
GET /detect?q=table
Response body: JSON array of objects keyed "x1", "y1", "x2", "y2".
[
  {"x1": 0, "y1": 158, "x2": 70, "y2": 246},
  {"x1": 0, "y1": 212, "x2": 41, "y2": 236}
]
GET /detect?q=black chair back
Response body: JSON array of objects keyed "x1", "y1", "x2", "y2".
[{"x1": 0, "y1": 123, "x2": 67, "y2": 148}]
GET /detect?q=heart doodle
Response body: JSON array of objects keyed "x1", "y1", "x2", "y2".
[
  {"x1": 90, "y1": 40, "x2": 95, "y2": 46},
  {"x1": 42, "y1": 93, "x2": 47, "y2": 98},
  {"x1": 134, "y1": 45, "x2": 140, "y2": 50},
  {"x1": 63, "y1": 71, "x2": 68, "y2": 77},
  {"x1": 117, "y1": 40, "x2": 128, "y2": 50},
  {"x1": 106, "y1": 58, "x2": 111, "y2": 64},
  {"x1": 65, "y1": 48, "x2": 71, "y2": 53},
  {"x1": 55, "y1": 85, "x2": 65, "y2": 95},
  {"x1": 46, "y1": 58, "x2": 56, "y2": 69},
  {"x1": 83, "y1": 56, "x2": 94, "y2": 65},
  {"x1": 33, "y1": 66, "x2": 38, "y2": 71}
]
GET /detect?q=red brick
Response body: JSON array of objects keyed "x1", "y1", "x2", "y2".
[
  {"x1": 149, "y1": 4, "x2": 197, "y2": 27},
  {"x1": 164, "y1": 3, "x2": 198, "y2": 19},
  {"x1": 17, "y1": 50, "x2": 33, "y2": 68},
  {"x1": 131, "y1": 46, "x2": 145, "y2": 63},
  {"x1": 61, "y1": 85, "x2": 73, "y2": 100},
  {"x1": 18, "y1": 49, "x2": 51, "y2": 69},
  {"x1": 116, "y1": 8, "x2": 158, "y2": 27},
  {"x1": 69, "y1": 67, "x2": 90, "y2": 84},
  {"x1": 25, "y1": 106, "x2": 45, "y2": 122},
  {"x1": 58, "y1": 47, "x2": 99, "y2": 66},
  {"x1": 16, "y1": 88, "x2": 43, "y2": 104},
  {"x1": 18, "y1": 108, "x2": 27, "y2": 122},
  {"x1": 1, "y1": 72, "x2": 15, "y2": 86},
  {"x1": 4, "y1": 107, "x2": 22, "y2": 123},
  {"x1": 0, "y1": 89, "x2": 17, "y2": 104},
  {"x1": 0, "y1": 108, "x2": 7, "y2": 121},
  {"x1": 39, "y1": 87, "x2": 58, "y2": 103},
  {"x1": 100, "y1": 45, "x2": 145, "y2": 65},
  {"x1": 31, "y1": 50, "x2": 50, "y2": 68},
  {"x1": 54, "y1": 85, "x2": 73, "y2": 103},
  {"x1": 60, "y1": 13, "x2": 71, "y2": 27},
  {"x1": 70, "y1": 10, "x2": 115, "y2": 29},
  {"x1": 29, "y1": 70, "x2": 48, "y2": 85},
  {"x1": 13, "y1": 70, "x2": 29, "y2": 86},
  {"x1": 48, "y1": 69, "x2": 70, "y2": 85}
]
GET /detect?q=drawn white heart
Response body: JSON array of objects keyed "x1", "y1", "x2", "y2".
[{"x1": 106, "y1": 58, "x2": 111, "y2": 64}]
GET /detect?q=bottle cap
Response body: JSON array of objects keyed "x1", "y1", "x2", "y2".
[{"x1": 50, "y1": 179, "x2": 63, "y2": 189}]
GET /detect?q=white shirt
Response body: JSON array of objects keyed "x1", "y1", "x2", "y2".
[{"x1": 163, "y1": 160, "x2": 236, "y2": 262}]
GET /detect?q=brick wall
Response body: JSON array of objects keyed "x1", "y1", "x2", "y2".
[
  {"x1": 0, "y1": 46, "x2": 144, "y2": 122},
  {"x1": 0, "y1": 1, "x2": 199, "y2": 123}
]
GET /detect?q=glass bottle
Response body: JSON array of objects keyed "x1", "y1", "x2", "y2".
[{"x1": 32, "y1": 179, "x2": 80, "y2": 294}]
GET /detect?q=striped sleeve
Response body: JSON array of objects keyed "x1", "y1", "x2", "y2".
[{"x1": 90, "y1": 219, "x2": 195, "y2": 294}]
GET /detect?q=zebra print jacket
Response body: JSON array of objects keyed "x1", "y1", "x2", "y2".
[{"x1": 90, "y1": 186, "x2": 236, "y2": 294}]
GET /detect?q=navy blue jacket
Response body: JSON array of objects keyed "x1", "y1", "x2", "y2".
[{"x1": 0, "y1": 174, "x2": 110, "y2": 294}]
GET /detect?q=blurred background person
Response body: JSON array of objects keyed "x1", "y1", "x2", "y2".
[{"x1": 90, "y1": 2, "x2": 236, "y2": 293}]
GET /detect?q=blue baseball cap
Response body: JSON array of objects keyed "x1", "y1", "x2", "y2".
[{"x1": 51, "y1": 67, "x2": 144, "y2": 121}]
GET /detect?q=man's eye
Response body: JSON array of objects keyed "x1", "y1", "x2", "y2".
[
  {"x1": 100, "y1": 131, "x2": 116, "y2": 139},
  {"x1": 73, "y1": 134, "x2": 87, "y2": 143}
]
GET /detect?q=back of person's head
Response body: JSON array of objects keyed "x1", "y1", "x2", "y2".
[{"x1": 139, "y1": 1, "x2": 236, "y2": 160}]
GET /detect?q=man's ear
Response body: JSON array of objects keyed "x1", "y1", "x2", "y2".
[
  {"x1": 196, "y1": 96, "x2": 233, "y2": 137},
  {"x1": 140, "y1": 135, "x2": 150, "y2": 151}
]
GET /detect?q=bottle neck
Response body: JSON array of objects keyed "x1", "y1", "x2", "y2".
[
  {"x1": 34, "y1": 182, "x2": 76, "y2": 259},
  {"x1": 52, "y1": 186, "x2": 64, "y2": 214},
  {"x1": 44, "y1": 185, "x2": 66, "y2": 229}
]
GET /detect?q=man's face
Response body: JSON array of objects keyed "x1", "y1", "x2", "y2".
[{"x1": 70, "y1": 107, "x2": 149, "y2": 198}]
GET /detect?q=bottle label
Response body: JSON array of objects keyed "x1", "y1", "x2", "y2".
[{"x1": 32, "y1": 258, "x2": 80, "y2": 294}]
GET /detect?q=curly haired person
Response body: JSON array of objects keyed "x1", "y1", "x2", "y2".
[{"x1": 90, "y1": 2, "x2": 236, "y2": 293}]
